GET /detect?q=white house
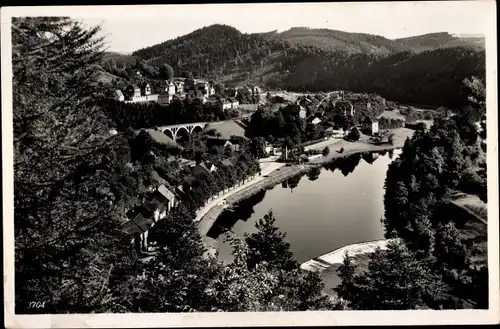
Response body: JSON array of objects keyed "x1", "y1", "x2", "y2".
[
  {"x1": 114, "y1": 90, "x2": 125, "y2": 102},
  {"x1": 228, "y1": 98, "x2": 239, "y2": 109},
  {"x1": 165, "y1": 80, "x2": 176, "y2": 95},
  {"x1": 217, "y1": 98, "x2": 232, "y2": 110}
]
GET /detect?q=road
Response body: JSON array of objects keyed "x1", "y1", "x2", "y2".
[{"x1": 194, "y1": 161, "x2": 285, "y2": 222}]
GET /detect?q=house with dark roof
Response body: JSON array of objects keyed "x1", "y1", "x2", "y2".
[
  {"x1": 150, "y1": 184, "x2": 176, "y2": 212},
  {"x1": 121, "y1": 205, "x2": 155, "y2": 251},
  {"x1": 191, "y1": 161, "x2": 217, "y2": 177},
  {"x1": 176, "y1": 176, "x2": 197, "y2": 197}
]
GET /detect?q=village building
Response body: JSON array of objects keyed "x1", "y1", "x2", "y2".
[
  {"x1": 216, "y1": 97, "x2": 232, "y2": 110},
  {"x1": 121, "y1": 206, "x2": 155, "y2": 251},
  {"x1": 300, "y1": 153, "x2": 323, "y2": 163},
  {"x1": 362, "y1": 117, "x2": 380, "y2": 136},
  {"x1": 114, "y1": 89, "x2": 125, "y2": 102},
  {"x1": 164, "y1": 80, "x2": 176, "y2": 95},
  {"x1": 139, "y1": 82, "x2": 152, "y2": 96},
  {"x1": 184, "y1": 78, "x2": 214, "y2": 98},
  {"x1": 158, "y1": 91, "x2": 174, "y2": 105},
  {"x1": 227, "y1": 98, "x2": 240, "y2": 109},
  {"x1": 176, "y1": 176, "x2": 197, "y2": 197},
  {"x1": 191, "y1": 161, "x2": 218, "y2": 177},
  {"x1": 325, "y1": 126, "x2": 346, "y2": 138},
  {"x1": 124, "y1": 84, "x2": 141, "y2": 100},
  {"x1": 308, "y1": 116, "x2": 322, "y2": 125},
  {"x1": 224, "y1": 88, "x2": 238, "y2": 98},
  {"x1": 252, "y1": 86, "x2": 262, "y2": 95}
]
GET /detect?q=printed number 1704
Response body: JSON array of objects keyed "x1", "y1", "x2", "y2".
[{"x1": 28, "y1": 301, "x2": 46, "y2": 308}]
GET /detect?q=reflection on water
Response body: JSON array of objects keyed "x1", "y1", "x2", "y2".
[
  {"x1": 210, "y1": 149, "x2": 402, "y2": 264},
  {"x1": 207, "y1": 189, "x2": 267, "y2": 239}
]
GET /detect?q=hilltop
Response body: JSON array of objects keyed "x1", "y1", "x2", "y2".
[
  {"x1": 100, "y1": 24, "x2": 485, "y2": 109},
  {"x1": 395, "y1": 32, "x2": 485, "y2": 53},
  {"x1": 255, "y1": 27, "x2": 408, "y2": 54}
]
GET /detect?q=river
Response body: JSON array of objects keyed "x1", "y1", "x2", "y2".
[{"x1": 207, "y1": 149, "x2": 402, "y2": 264}]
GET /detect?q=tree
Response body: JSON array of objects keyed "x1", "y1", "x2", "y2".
[
  {"x1": 388, "y1": 133, "x2": 395, "y2": 145},
  {"x1": 322, "y1": 146, "x2": 330, "y2": 156},
  {"x1": 335, "y1": 241, "x2": 433, "y2": 310},
  {"x1": 244, "y1": 211, "x2": 298, "y2": 271},
  {"x1": 159, "y1": 63, "x2": 175, "y2": 81},
  {"x1": 251, "y1": 136, "x2": 267, "y2": 158},
  {"x1": 13, "y1": 17, "x2": 140, "y2": 313},
  {"x1": 347, "y1": 127, "x2": 361, "y2": 141}
]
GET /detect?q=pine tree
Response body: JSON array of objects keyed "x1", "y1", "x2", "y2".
[{"x1": 13, "y1": 17, "x2": 138, "y2": 313}]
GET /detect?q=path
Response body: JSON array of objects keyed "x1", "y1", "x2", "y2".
[{"x1": 194, "y1": 161, "x2": 285, "y2": 222}]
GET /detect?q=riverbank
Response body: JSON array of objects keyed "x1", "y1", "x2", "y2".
[
  {"x1": 301, "y1": 238, "x2": 400, "y2": 296},
  {"x1": 197, "y1": 128, "x2": 416, "y2": 252}
]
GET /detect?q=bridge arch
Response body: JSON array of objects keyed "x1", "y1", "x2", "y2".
[
  {"x1": 163, "y1": 128, "x2": 175, "y2": 140},
  {"x1": 191, "y1": 125, "x2": 204, "y2": 135},
  {"x1": 175, "y1": 126, "x2": 190, "y2": 142}
]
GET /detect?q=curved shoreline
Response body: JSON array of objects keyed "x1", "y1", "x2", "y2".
[
  {"x1": 198, "y1": 143, "x2": 406, "y2": 239},
  {"x1": 300, "y1": 238, "x2": 400, "y2": 272}
]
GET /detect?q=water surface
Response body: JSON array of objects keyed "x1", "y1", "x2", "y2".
[{"x1": 208, "y1": 149, "x2": 401, "y2": 264}]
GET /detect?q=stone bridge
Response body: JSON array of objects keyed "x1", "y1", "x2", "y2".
[{"x1": 157, "y1": 122, "x2": 208, "y2": 140}]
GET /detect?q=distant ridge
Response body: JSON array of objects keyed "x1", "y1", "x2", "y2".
[{"x1": 99, "y1": 24, "x2": 485, "y2": 110}]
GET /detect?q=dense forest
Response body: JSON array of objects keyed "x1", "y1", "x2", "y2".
[
  {"x1": 132, "y1": 24, "x2": 290, "y2": 79},
  {"x1": 335, "y1": 80, "x2": 488, "y2": 309},
  {"x1": 279, "y1": 46, "x2": 485, "y2": 109}
]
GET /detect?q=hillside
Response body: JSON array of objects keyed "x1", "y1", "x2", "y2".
[
  {"x1": 258, "y1": 27, "x2": 408, "y2": 55},
  {"x1": 100, "y1": 24, "x2": 485, "y2": 109},
  {"x1": 132, "y1": 24, "x2": 290, "y2": 79},
  {"x1": 395, "y1": 32, "x2": 485, "y2": 53}
]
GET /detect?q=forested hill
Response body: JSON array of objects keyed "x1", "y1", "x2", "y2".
[
  {"x1": 101, "y1": 24, "x2": 485, "y2": 109},
  {"x1": 255, "y1": 27, "x2": 408, "y2": 54},
  {"x1": 395, "y1": 32, "x2": 485, "y2": 53},
  {"x1": 132, "y1": 24, "x2": 290, "y2": 78}
]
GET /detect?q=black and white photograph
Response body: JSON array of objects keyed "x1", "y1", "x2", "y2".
[{"x1": 2, "y1": 1, "x2": 498, "y2": 327}]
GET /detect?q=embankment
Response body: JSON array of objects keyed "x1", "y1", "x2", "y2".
[{"x1": 300, "y1": 238, "x2": 400, "y2": 272}]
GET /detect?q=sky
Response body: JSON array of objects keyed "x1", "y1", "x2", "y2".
[{"x1": 46, "y1": 2, "x2": 494, "y2": 53}]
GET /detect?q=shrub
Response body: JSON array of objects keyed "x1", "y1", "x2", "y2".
[
  {"x1": 322, "y1": 146, "x2": 330, "y2": 156},
  {"x1": 347, "y1": 127, "x2": 361, "y2": 141},
  {"x1": 388, "y1": 134, "x2": 395, "y2": 145}
]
